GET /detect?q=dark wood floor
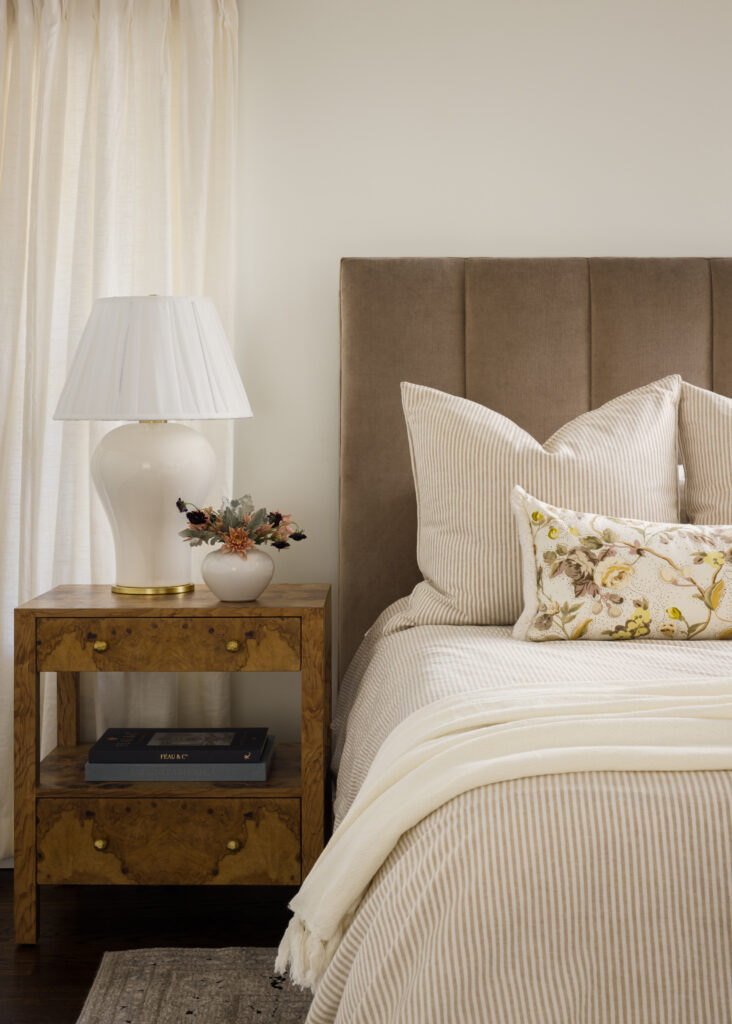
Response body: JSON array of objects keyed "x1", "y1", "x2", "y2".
[{"x1": 0, "y1": 870, "x2": 296, "y2": 1024}]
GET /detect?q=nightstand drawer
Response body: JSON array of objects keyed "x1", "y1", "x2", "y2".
[
  {"x1": 36, "y1": 617, "x2": 301, "y2": 672},
  {"x1": 36, "y1": 797, "x2": 301, "y2": 885}
]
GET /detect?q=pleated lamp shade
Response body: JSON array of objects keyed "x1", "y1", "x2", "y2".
[{"x1": 54, "y1": 296, "x2": 252, "y2": 421}]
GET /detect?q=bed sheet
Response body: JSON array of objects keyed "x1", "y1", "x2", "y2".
[
  {"x1": 308, "y1": 601, "x2": 732, "y2": 1024},
  {"x1": 333, "y1": 598, "x2": 732, "y2": 824}
]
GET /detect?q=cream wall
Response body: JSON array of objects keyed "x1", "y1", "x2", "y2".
[{"x1": 234, "y1": 0, "x2": 732, "y2": 736}]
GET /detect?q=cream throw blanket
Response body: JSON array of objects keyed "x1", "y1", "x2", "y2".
[{"x1": 276, "y1": 679, "x2": 732, "y2": 990}]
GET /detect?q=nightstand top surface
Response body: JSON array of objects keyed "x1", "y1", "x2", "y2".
[{"x1": 18, "y1": 582, "x2": 330, "y2": 616}]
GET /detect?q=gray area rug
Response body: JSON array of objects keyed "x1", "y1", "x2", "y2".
[{"x1": 76, "y1": 947, "x2": 312, "y2": 1024}]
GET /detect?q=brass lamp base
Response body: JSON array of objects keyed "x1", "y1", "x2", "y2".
[{"x1": 111, "y1": 584, "x2": 195, "y2": 596}]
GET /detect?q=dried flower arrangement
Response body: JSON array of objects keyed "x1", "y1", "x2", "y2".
[{"x1": 176, "y1": 495, "x2": 306, "y2": 558}]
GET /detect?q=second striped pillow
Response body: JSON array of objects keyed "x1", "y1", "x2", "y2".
[{"x1": 389, "y1": 376, "x2": 681, "y2": 629}]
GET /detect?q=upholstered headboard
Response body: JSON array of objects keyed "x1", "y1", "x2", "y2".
[{"x1": 339, "y1": 257, "x2": 732, "y2": 674}]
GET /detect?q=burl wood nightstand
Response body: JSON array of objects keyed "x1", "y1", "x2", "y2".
[{"x1": 14, "y1": 583, "x2": 331, "y2": 944}]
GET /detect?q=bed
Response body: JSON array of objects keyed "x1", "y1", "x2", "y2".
[{"x1": 290, "y1": 259, "x2": 732, "y2": 1022}]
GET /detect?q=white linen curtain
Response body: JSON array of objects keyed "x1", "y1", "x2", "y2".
[{"x1": 0, "y1": 0, "x2": 239, "y2": 860}]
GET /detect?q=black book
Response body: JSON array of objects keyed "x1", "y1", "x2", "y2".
[
  {"x1": 88, "y1": 727, "x2": 269, "y2": 764},
  {"x1": 85, "y1": 737, "x2": 276, "y2": 782}
]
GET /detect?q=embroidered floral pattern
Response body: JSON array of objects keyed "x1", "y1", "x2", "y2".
[{"x1": 514, "y1": 488, "x2": 732, "y2": 641}]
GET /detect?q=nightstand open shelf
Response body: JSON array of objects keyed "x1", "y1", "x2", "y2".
[
  {"x1": 15, "y1": 583, "x2": 331, "y2": 943},
  {"x1": 38, "y1": 741, "x2": 303, "y2": 798}
]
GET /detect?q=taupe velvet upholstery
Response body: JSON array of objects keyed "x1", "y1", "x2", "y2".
[{"x1": 339, "y1": 257, "x2": 732, "y2": 674}]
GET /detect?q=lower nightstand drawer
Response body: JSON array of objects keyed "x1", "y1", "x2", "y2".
[{"x1": 36, "y1": 797, "x2": 301, "y2": 886}]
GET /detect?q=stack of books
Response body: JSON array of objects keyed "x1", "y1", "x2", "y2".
[{"x1": 84, "y1": 727, "x2": 274, "y2": 782}]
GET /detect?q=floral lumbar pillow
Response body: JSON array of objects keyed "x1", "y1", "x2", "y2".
[{"x1": 512, "y1": 485, "x2": 732, "y2": 642}]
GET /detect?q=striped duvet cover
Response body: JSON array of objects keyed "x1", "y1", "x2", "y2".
[{"x1": 307, "y1": 600, "x2": 732, "y2": 1024}]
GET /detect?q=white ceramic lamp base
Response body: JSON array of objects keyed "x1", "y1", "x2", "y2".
[{"x1": 91, "y1": 422, "x2": 216, "y2": 594}]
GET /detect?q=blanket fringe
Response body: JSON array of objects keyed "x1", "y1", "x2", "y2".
[{"x1": 275, "y1": 914, "x2": 344, "y2": 992}]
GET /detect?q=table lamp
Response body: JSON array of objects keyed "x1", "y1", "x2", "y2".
[{"x1": 54, "y1": 296, "x2": 252, "y2": 595}]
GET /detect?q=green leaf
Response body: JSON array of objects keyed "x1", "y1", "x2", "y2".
[
  {"x1": 249, "y1": 507, "x2": 268, "y2": 532},
  {"x1": 686, "y1": 621, "x2": 706, "y2": 638},
  {"x1": 179, "y1": 527, "x2": 220, "y2": 548},
  {"x1": 581, "y1": 535, "x2": 603, "y2": 549},
  {"x1": 221, "y1": 507, "x2": 238, "y2": 531}
]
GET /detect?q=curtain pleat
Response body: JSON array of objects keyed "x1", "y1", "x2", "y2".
[{"x1": 0, "y1": 0, "x2": 239, "y2": 860}]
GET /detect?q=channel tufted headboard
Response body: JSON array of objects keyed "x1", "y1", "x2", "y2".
[{"x1": 339, "y1": 257, "x2": 732, "y2": 675}]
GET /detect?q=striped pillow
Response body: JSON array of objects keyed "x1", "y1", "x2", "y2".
[
  {"x1": 394, "y1": 376, "x2": 681, "y2": 628},
  {"x1": 679, "y1": 382, "x2": 732, "y2": 524}
]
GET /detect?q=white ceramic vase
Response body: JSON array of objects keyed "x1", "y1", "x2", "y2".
[{"x1": 202, "y1": 547, "x2": 275, "y2": 602}]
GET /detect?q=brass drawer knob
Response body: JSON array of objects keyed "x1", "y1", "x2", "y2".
[
  {"x1": 93, "y1": 838, "x2": 109, "y2": 851},
  {"x1": 226, "y1": 839, "x2": 241, "y2": 852},
  {"x1": 92, "y1": 640, "x2": 108, "y2": 653},
  {"x1": 225, "y1": 640, "x2": 240, "y2": 653}
]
